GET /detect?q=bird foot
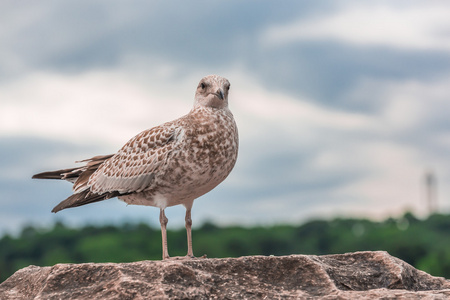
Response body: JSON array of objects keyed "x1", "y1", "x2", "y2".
[
  {"x1": 185, "y1": 254, "x2": 208, "y2": 259},
  {"x1": 164, "y1": 254, "x2": 207, "y2": 260}
]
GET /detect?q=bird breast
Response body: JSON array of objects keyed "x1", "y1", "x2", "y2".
[
  {"x1": 121, "y1": 107, "x2": 238, "y2": 208},
  {"x1": 165, "y1": 108, "x2": 238, "y2": 195}
]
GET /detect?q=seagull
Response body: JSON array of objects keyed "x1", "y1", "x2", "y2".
[{"x1": 32, "y1": 75, "x2": 239, "y2": 260}]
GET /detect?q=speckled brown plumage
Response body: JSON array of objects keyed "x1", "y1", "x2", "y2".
[{"x1": 32, "y1": 75, "x2": 239, "y2": 259}]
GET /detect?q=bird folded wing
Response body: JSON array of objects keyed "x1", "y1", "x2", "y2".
[{"x1": 87, "y1": 124, "x2": 181, "y2": 195}]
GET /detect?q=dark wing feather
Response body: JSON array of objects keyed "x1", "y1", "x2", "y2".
[
  {"x1": 51, "y1": 190, "x2": 128, "y2": 213},
  {"x1": 32, "y1": 168, "x2": 79, "y2": 180}
]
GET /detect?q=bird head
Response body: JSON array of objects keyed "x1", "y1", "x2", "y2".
[{"x1": 194, "y1": 75, "x2": 231, "y2": 109}]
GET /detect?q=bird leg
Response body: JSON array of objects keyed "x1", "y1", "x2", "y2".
[
  {"x1": 159, "y1": 208, "x2": 169, "y2": 260},
  {"x1": 185, "y1": 207, "x2": 194, "y2": 258}
]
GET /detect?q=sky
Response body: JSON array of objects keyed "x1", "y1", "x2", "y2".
[{"x1": 1, "y1": 0, "x2": 450, "y2": 234}]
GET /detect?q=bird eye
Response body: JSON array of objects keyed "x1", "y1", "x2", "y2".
[
  {"x1": 200, "y1": 83, "x2": 206, "y2": 89},
  {"x1": 226, "y1": 84, "x2": 230, "y2": 91}
]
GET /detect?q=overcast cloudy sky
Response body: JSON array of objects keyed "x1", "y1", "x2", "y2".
[{"x1": 1, "y1": 0, "x2": 450, "y2": 234}]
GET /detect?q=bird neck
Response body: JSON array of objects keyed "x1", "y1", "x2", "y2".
[{"x1": 191, "y1": 103, "x2": 226, "y2": 114}]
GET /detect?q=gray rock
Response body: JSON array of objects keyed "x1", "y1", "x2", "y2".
[{"x1": 1, "y1": 251, "x2": 449, "y2": 299}]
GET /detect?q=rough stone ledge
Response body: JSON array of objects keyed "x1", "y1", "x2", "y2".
[{"x1": 1, "y1": 251, "x2": 449, "y2": 299}]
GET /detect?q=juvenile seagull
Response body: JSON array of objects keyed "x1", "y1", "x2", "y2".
[{"x1": 33, "y1": 75, "x2": 239, "y2": 260}]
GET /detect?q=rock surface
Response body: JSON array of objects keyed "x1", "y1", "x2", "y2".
[{"x1": 1, "y1": 251, "x2": 449, "y2": 299}]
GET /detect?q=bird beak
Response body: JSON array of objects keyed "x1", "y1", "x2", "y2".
[{"x1": 217, "y1": 89, "x2": 224, "y2": 100}]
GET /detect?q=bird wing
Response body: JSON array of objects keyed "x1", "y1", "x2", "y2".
[{"x1": 86, "y1": 122, "x2": 184, "y2": 195}]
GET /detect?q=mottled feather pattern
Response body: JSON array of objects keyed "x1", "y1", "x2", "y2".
[
  {"x1": 88, "y1": 123, "x2": 180, "y2": 194},
  {"x1": 72, "y1": 154, "x2": 114, "y2": 192}
]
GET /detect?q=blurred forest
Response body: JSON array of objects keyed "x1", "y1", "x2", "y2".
[{"x1": 1, "y1": 212, "x2": 450, "y2": 283}]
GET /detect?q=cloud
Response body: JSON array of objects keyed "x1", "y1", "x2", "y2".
[
  {"x1": 339, "y1": 76, "x2": 450, "y2": 215},
  {"x1": 233, "y1": 72, "x2": 450, "y2": 218},
  {"x1": 0, "y1": 67, "x2": 195, "y2": 147},
  {"x1": 0, "y1": 1, "x2": 304, "y2": 77},
  {"x1": 262, "y1": 2, "x2": 450, "y2": 51}
]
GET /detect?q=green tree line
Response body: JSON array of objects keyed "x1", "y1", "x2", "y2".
[{"x1": 1, "y1": 212, "x2": 450, "y2": 283}]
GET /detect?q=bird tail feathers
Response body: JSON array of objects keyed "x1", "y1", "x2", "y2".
[{"x1": 32, "y1": 154, "x2": 121, "y2": 213}]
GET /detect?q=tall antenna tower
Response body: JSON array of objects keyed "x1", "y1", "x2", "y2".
[{"x1": 424, "y1": 170, "x2": 438, "y2": 215}]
